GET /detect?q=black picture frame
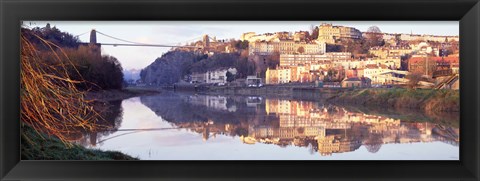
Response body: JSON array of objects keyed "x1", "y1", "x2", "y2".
[{"x1": 1, "y1": 0, "x2": 479, "y2": 180}]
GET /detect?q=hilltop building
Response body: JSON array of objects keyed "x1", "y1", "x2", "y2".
[{"x1": 317, "y1": 23, "x2": 362, "y2": 44}]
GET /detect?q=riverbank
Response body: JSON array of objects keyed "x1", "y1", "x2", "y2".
[
  {"x1": 174, "y1": 85, "x2": 459, "y2": 113},
  {"x1": 328, "y1": 88, "x2": 459, "y2": 112},
  {"x1": 86, "y1": 87, "x2": 161, "y2": 102},
  {"x1": 196, "y1": 85, "x2": 341, "y2": 101},
  {"x1": 21, "y1": 125, "x2": 138, "y2": 160}
]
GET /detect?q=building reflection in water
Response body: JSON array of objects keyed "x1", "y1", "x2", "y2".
[
  {"x1": 134, "y1": 93, "x2": 459, "y2": 157},
  {"x1": 253, "y1": 99, "x2": 457, "y2": 155},
  {"x1": 65, "y1": 93, "x2": 458, "y2": 157}
]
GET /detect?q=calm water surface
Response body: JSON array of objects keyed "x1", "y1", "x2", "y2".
[{"x1": 75, "y1": 92, "x2": 459, "y2": 160}]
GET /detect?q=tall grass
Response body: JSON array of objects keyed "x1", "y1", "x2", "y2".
[{"x1": 21, "y1": 34, "x2": 104, "y2": 146}]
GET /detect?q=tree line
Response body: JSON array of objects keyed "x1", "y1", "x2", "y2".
[{"x1": 22, "y1": 24, "x2": 124, "y2": 91}]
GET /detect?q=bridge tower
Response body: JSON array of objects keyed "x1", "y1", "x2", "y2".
[
  {"x1": 90, "y1": 29, "x2": 97, "y2": 44},
  {"x1": 88, "y1": 29, "x2": 101, "y2": 58},
  {"x1": 202, "y1": 34, "x2": 210, "y2": 51}
]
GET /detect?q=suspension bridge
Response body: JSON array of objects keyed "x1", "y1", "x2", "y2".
[{"x1": 75, "y1": 29, "x2": 218, "y2": 50}]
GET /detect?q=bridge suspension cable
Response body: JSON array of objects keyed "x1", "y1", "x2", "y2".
[
  {"x1": 74, "y1": 31, "x2": 90, "y2": 38},
  {"x1": 168, "y1": 35, "x2": 203, "y2": 46},
  {"x1": 96, "y1": 127, "x2": 183, "y2": 144},
  {"x1": 99, "y1": 43, "x2": 199, "y2": 48},
  {"x1": 96, "y1": 30, "x2": 149, "y2": 45}
]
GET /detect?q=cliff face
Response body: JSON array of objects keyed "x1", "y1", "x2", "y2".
[
  {"x1": 140, "y1": 50, "x2": 256, "y2": 85},
  {"x1": 140, "y1": 51, "x2": 197, "y2": 85}
]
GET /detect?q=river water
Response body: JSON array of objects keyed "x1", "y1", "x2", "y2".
[{"x1": 76, "y1": 92, "x2": 459, "y2": 160}]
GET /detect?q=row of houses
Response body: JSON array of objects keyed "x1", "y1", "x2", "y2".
[
  {"x1": 398, "y1": 33, "x2": 459, "y2": 42},
  {"x1": 265, "y1": 63, "x2": 381, "y2": 87},
  {"x1": 265, "y1": 66, "x2": 316, "y2": 84},
  {"x1": 279, "y1": 52, "x2": 401, "y2": 70},
  {"x1": 266, "y1": 54, "x2": 458, "y2": 87},
  {"x1": 245, "y1": 23, "x2": 361, "y2": 56},
  {"x1": 244, "y1": 24, "x2": 459, "y2": 89},
  {"x1": 244, "y1": 23, "x2": 458, "y2": 46},
  {"x1": 279, "y1": 52, "x2": 351, "y2": 67},
  {"x1": 362, "y1": 32, "x2": 459, "y2": 43},
  {"x1": 369, "y1": 46, "x2": 413, "y2": 59},
  {"x1": 369, "y1": 42, "x2": 447, "y2": 59},
  {"x1": 266, "y1": 51, "x2": 402, "y2": 85},
  {"x1": 248, "y1": 40, "x2": 326, "y2": 56}
]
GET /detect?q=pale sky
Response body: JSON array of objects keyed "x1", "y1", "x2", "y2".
[{"x1": 23, "y1": 21, "x2": 459, "y2": 70}]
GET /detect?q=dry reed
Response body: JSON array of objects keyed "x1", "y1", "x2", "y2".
[{"x1": 21, "y1": 34, "x2": 104, "y2": 146}]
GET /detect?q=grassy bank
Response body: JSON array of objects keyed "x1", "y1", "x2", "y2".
[
  {"x1": 21, "y1": 125, "x2": 138, "y2": 160},
  {"x1": 328, "y1": 88, "x2": 459, "y2": 112}
]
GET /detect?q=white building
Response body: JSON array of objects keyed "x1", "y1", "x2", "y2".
[
  {"x1": 277, "y1": 67, "x2": 292, "y2": 84},
  {"x1": 362, "y1": 64, "x2": 391, "y2": 85},
  {"x1": 191, "y1": 68, "x2": 237, "y2": 84},
  {"x1": 189, "y1": 95, "x2": 237, "y2": 112}
]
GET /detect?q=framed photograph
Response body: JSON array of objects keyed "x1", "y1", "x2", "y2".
[{"x1": 1, "y1": 0, "x2": 479, "y2": 180}]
